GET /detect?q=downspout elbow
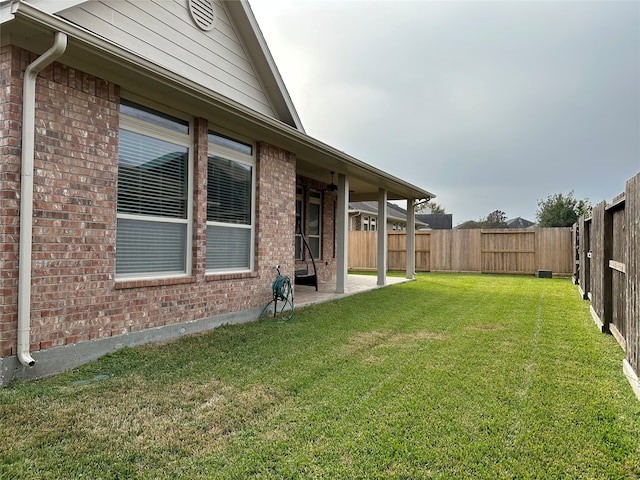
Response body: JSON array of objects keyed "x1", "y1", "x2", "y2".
[
  {"x1": 17, "y1": 348, "x2": 36, "y2": 368},
  {"x1": 18, "y1": 32, "x2": 68, "y2": 367}
]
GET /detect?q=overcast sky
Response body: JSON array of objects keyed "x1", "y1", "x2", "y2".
[{"x1": 249, "y1": 0, "x2": 639, "y2": 225}]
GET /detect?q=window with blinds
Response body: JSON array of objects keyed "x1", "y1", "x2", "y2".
[
  {"x1": 116, "y1": 101, "x2": 192, "y2": 278},
  {"x1": 309, "y1": 189, "x2": 322, "y2": 259},
  {"x1": 206, "y1": 131, "x2": 255, "y2": 273},
  {"x1": 295, "y1": 185, "x2": 303, "y2": 261}
]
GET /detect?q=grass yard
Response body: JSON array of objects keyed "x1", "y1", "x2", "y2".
[{"x1": 1, "y1": 274, "x2": 639, "y2": 479}]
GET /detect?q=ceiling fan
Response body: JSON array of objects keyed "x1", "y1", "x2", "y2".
[{"x1": 325, "y1": 171, "x2": 338, "y2": 197}]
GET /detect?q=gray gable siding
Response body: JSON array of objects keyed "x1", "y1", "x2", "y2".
[{"x1": 59, "y1": 0, "x2": 277, "y2": 118}]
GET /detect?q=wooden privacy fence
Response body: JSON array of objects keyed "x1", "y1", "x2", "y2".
[
  {"x1": 349, "y1": 227, "x2": 573, "y2": 275},
  {"x1": 575, "y1": 171, "x2": 640, "y2": 398}
]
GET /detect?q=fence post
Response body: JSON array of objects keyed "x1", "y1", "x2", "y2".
[
  {"x1": 578, "y1": 216, "x2": 591, "y2": 299},
  {"x1": 572, "y1": 222, "x2": 579, "y2": 283},
  {"x1": 625, "y1": 173, "x2": 640, "y2": 385},
  {"x1": 590, "y1": 201, "x2": 613, "y2": 333}
]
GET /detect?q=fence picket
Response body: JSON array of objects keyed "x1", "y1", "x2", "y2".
[
  {"x1": 349, "y1": 227, "x2": 572, "y2": 275},
  {"x1": 574, "y1": 171, "x2": 640, "y2": 398}
]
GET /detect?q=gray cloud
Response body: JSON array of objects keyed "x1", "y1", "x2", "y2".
[{"x1": 252, "y1": 0, "x2": 639, "y2": 224}]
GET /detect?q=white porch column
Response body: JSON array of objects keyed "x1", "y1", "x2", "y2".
[
  {"x1": 336, "y1": 173, "x2": 349, "y2": 293},
  {"x1": 377, "y1": 188, "x2": 387, "y2": 286},
  {"x1": 406, "y1": 198, "x2": 415, "y2": 280}
]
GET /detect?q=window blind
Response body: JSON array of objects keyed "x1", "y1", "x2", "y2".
[
  {"x1": 118, "y1": 129, "x2": 188, "y2": 218},
  {"x1": 295, "y1": 188, "x2": 303, "y2": 260},
  {"x1": 206, "y1": 149, "x2": 254, "y2": 272},
  {"x1": 207, "y1": 155, "x2": 252, "y2": 224},
  {"x1": 206, "y1": 225, "x2": 251, "y2": 270},
  {"x1": 309, "y1": 193, "x2": 321, "y2": 259},
  {"x1": 116, "y1": 218, "x2": 187, "y2": 275}
]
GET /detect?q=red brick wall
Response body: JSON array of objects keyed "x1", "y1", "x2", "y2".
[
  {"x1": 0, "y1": 46, "x2": 297, "y2": 359},
  {"x1": 256, "y1": 143, "x2": 296, "y2": 278},
  {"x1": 0, "y1": 45, "x2": 22, "y2": 358},
  {"x1": 319, "y1": 185, "x2": 338, "y2": 281}
]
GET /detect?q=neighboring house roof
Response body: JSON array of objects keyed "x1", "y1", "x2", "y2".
[
  {"x1": 1, "y1": 0, "x2": 436, "y2": 202},
  {"x1": 349, "y1": 201, "x2": 428, "y2": 227},
  {"x1": 415, "y1": 214, "x2": 453, "y2": 230},
  {"x1": 506, "y1": 217, "x2": 536, "y2": 229}
]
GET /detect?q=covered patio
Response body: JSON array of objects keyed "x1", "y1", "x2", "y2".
[{"x1": 294, "y1": 274, "x2": 412, "y2": 308}]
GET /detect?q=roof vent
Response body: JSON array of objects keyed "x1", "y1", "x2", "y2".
[{"x1": 189, "y1": 0, "x2": 216, "y2": 31}]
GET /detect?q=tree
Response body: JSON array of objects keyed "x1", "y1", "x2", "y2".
[
  {"x1": 484, "y1": 210, "x2": 507, "y2": 229},
  {"x1": 456, "y1": 210, "x2": 507, "y2": 229},
  {"x1": 536, "y1": 191, "x2": 592, "y2": 227},
  {"x1": 416, "y1": 200, "x2": 446, "y2": 214},
  {"x1": 456, "y1": 220, "x2": 482, "y2": 229}
]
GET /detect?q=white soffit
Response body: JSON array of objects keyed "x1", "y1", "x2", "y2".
[{"x1": 22, "y1": 0, "x2": 88, "y2": 14}]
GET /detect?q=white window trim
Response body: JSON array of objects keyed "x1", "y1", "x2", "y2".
[
  {"x1": 205, "y1": 136, "x2": 256, "y2": 274},
  {"x1": 116, "y1": 107, "x2": 194, "y2": 281}
]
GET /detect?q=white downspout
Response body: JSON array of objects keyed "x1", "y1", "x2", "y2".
[{"x1": 18, "y1": 32, "x2": 68, "y2": 367}]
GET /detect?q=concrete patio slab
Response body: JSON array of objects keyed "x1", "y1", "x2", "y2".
[{"x1": 293, "y1": 274, "x2": 413, "y2": 308}]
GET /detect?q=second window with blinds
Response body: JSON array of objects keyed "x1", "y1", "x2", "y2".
[
  {"x1": 308, "y1": 189, "x2": 322, "y2": 259},
  {"x1": 206, "y1": 131, "x2": 255, "y2": 273}
]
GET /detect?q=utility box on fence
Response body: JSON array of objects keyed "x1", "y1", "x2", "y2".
[{"x1": 537, "y1": 270, "x2": 552, "y2": 278}]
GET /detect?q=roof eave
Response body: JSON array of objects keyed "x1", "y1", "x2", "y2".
[{"x1": 4, "y1": 2, "x2": 436, "y2": 202}]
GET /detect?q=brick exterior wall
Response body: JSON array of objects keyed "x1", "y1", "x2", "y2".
[
  {"x1": 256, "y1": 143, "x2": 296, "y2": 278},
  {"x1": 351, "y1": 215, "x2": 362, "y2": 231},
  {"x1": 0, "y1": 46, "x2": 297, "y2": 361},
  {"x1": 0, "y1": 45, "x2": 22, "y2": 358}
]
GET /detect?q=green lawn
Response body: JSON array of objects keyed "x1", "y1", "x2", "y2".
[{"x1": 2, "y1": 274, "x2": 639, "y2": 479}]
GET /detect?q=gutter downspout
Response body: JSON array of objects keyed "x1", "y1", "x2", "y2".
[{"x1": 18, "y1": 31, "x2": 67, "y2": 367}]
